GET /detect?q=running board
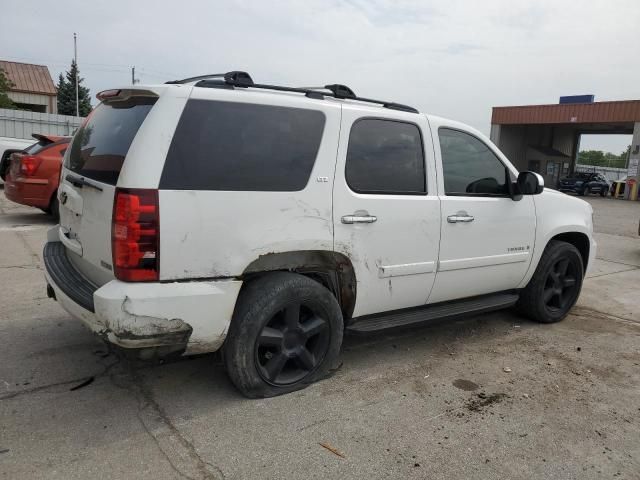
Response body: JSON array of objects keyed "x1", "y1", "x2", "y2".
[{"x1": 346, "y1": 292, "x2": 519, "y2": 334}]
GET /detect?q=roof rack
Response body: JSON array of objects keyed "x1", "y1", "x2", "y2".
[{"x1": 165, "y1": 71, "x2": 418, "y2": 113}]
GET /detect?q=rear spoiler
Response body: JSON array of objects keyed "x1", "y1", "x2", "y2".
[{"x1": 32, "y1": 133, "x2": 66, "y2": 144}]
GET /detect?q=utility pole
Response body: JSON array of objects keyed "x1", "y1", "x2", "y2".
[
  {"x1": 131, "y1": 66, "x2": 135, "y2": 85},
  {"x1": 73, "y1": 32, "x2": 79, "y2": 117}
]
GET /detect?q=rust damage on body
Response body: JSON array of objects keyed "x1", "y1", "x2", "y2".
[{"x1": 242, "y1": 250, "x2": 357, "y2": 319}]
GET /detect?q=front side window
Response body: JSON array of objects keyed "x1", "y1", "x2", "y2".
[
  {"x1": 439, "y1": 128, "x2": 509, "y2": 196},
  {"x1": 345, "y1": 119, "x2": 426, "y2": 194},
  {"x1": 160, "y1": 100, "x2": 326, "y2": 191}
]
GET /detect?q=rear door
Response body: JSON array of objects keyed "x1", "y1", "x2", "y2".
[
  {"x1": 333, "y1": 108, "x2": 440, "y2": 317},
  {"x1": 58, "y1": 93, "x2": 158, "y2": 285}
]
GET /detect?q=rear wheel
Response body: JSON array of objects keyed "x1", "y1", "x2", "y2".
[
  {"x1": 600, "y1": 189, "x2": 606, "y2": 197},
  {"x1": 581, "y1": 186, "x2": 590, "y2": 196},
  {"x1": 517, "y1": 240, "x2": 584, "y2": 323},
  {"x1": 223, "y1": 272, "x2": 343, "y2": 398}
]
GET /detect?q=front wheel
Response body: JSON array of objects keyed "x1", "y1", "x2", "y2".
[
  {"x1": 581, "y1": 186, "x2": 590, "y2": 196},
  {"x1": 223, "y1": 272, "x2": 343, "y2": 398},
  {"x1": 517, "y1": 240, "x2": 584, "y2": 323}
]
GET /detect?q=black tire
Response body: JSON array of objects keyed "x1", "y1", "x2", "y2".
[
  {"x1": 517, "y1": 240, "x2": 584, "y2": 323},
  {"x1": 49, "y1": 193, "x2": 60, "y2": 221},
  {"x1": 600, "y1": 189, "x2": 606, "y2": 197},
  {"x1": 223, "y1": 272, "x2": 343, "y2": 398},
  {"x1": 581, "y1": 186, "x2": 590, "y2": 196}
]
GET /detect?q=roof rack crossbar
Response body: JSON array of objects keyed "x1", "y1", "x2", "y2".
[
  {"x1": 166, "y1": 73, "x2": 226, "y2": 84},
  {"x1": 170, "y1": 71, "x2": 419, "y2": 113}
]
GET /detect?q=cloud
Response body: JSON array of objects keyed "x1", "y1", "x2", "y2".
[{"x1": 0, "y1": 0, "x2": 637, "y2": 151}]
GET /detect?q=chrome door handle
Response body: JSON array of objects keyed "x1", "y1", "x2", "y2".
[
  {"x1": 447, "y1": 214, "x2": 474, "y2": 223},
  {"x1": 341, "y1": 214, "x2": 377, "y2": 224}
]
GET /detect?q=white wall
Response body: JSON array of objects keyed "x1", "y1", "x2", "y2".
[
  {"x1": 7, "y1": 92, "x2": 57, "y2": 113},
  {"x1": 0, "y1": 108, "x2": 82, "y2": 139}
]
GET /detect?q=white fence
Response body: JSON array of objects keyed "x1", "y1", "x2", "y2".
[
  {"x1": 575, "y1": 164, "x2": 627, "y2": 182},
  {"x1": 0, "y1": 108, "x2": 83, "y2": 139}
]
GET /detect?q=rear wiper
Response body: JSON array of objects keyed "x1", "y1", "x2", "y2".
[{"x1": 65, "y1": 174, "x2": 103, "y2": 192}]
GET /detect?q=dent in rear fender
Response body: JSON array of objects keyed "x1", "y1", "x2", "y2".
[{"x1": 93, "y1": 279, "x2": 242, "y2": 353}]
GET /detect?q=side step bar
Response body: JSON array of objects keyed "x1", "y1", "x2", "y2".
[{"x1": 346, "y1": 292, "x2": 519, "y2": 334}]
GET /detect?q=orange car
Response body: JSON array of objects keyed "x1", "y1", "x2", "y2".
[{"x1": 2, "y1": 134, "x2": 71, "y2": 218}]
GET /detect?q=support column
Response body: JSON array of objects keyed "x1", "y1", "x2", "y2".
[
  {"x1": 570, "y1": 131, "x2": 581, "y2": 176},
  {"x1": 490, "y1": 124, "x2": 501, "y2": 146},
  {"x1": 627, "y1": 122, "x2": 640, "y2": 200}
]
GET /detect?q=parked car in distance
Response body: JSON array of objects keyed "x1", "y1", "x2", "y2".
[
  {"x1": 558, "y1": 172, "x2": 609, "y2": 196},
  {"x1": 43, "y1": 72, "x2": 595, "y2": 398},
  {"x1": 0, "y1": 136, "x2": 34, "y2": 185},
  {"x1": 2, "y1": 134, "x2": 71, "y2": 219}
]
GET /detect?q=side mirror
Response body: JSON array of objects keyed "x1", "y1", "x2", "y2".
[{"x1": 517, "y1": 171, "x2": 544, "y2": 195}]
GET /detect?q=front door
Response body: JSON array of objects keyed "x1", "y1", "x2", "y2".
[
  {"x1": 428, "y1": 125, "x2": 536, "y2": 304},
  {"x1": 333, "y1": 108, "x2": 440, "y2": 317}
]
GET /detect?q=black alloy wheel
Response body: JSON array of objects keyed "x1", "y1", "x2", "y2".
[
  {"x1": 223, "y1": 272, "x2": 343, "y2": 398},
  {"x1": 542, "y1": 257, "x2": 579, "y2": 314},
  {"x1": 255, "y1": 302, "x2": 331, "y2": 385},
  {"x1": 516, "y1": 240, "x2": 584, "y2": 323}
]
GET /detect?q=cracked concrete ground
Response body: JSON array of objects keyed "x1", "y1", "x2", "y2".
[{"x1": 0, "y1": 191, "x2": 639, "y2": 479}]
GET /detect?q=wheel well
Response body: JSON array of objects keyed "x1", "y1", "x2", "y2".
[
  {"x1": 241, "y1": 251, "x2": 357, "y2": 319},
  {"x1": 550, "y1": 232, "x2": 590, "y2": 271}
]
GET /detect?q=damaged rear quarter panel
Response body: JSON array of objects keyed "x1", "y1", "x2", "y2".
[{"x1": 157, "y1": 92, "x2": 341, "y2": 281}]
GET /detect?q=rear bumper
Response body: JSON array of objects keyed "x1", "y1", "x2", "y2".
[
  {"x1": 43, "y1": 238, "x2": 242, "y2": 355},
  {"x1": 3, "y1": 176, "x2": 52, "y2": 208}
]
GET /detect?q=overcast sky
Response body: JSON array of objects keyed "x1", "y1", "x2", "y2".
[{"x1": 1, "y1": 0, "x2": 637, "y2": 153}]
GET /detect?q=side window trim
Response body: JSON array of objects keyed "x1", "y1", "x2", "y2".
[
  {"x1": 345, "y1": 116, "x2": 428, "y2": 196},
  {"x1": 438, "y1": 126, "x2": 511, "y2": 198}
]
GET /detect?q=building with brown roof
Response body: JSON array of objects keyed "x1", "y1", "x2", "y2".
[
  {"x1": 0, "y1": 60, "x2": 57, "y2": 114},
  {"x1": 490, "y1": 97, "x2": 640, "y2": 199}
]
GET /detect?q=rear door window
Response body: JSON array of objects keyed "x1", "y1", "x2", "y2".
[
  {"x1": 160, "y1": 100, "x2": 326, "y2": 191},
  {"x1": 345, "y1": 119, "x2": 426, "y2": 194},
  {"x1": 66, "y1": 97, "x2": 156, "y2": 185}
]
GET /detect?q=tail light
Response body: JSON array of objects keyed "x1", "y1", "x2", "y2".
[
  {"x1": 20, "y1": 155, "x2": 43, "y2": 176},
  {"x1": 112, "y1": 188, "x2": 159, "y2": 281}
]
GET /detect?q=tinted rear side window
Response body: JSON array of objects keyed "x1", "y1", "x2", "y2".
[
  {"x1": 160, "y1": 100, "x2": 326, "y2": 191},
  {"x1": 345, "y1": 119, "x2": 426, "y2": 194},
  {"x1": 66, "y1": 97, "x2": 156, "y2": 185}
]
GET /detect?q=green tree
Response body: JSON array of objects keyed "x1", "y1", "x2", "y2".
[
  {"x1": 0, "y1": 67, "x2": 17, "y2": 109},
  {"x1": 578, "y1": 148, "x2": 628, "y2": 168},
  {"x1": 57, "y1": 60, "x2": 92, "y2": 116}
]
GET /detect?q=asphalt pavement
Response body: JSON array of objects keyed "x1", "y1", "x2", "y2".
[{"x1": 1, "y1": 191, "x2": 639, "y2": 480}]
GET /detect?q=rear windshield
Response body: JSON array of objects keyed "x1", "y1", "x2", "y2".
[
  {"x1": 66, "y1": 97, "x2": 156, "y2": 185},
  {"x1": 24, "y1": 140, "x2": 52, "y2": 155},
  {"x1": 160, "y1": 100, "x2": 326, "y2": 191}
]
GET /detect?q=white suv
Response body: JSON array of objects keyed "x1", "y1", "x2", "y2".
[{"x1": 44, "y1": 72, "x2": 596, "y2": 398}]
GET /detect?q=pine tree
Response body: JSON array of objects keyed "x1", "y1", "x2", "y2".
[
  {"x1": 0, "y1": 67, "x2": 17, "y2": 109},
  {"x1": 56, "y1": 60, "x2": 92, "y2": 116}
]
